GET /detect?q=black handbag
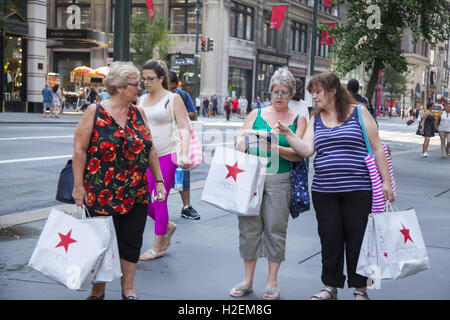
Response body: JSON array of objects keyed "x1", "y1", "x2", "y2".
[{"x1": 55, "y1": 105, "x2": 99, "y2": 204}]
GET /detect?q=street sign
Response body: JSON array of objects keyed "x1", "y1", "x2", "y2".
[{"x1": 174, "y1": 58, "x2": 196, "y2": 66}]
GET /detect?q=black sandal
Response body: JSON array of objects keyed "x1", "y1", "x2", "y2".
[
  {"x1": 86, "y1": 293, "x2": 105, "y2": 300},
  {"x1": 122, "y1": 294, "x2": 139, "y2": 300}
]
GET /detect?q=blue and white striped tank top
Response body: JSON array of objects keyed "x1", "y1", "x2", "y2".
[{"x1": 312, "y1": 106, "x2": 372, "y2": 193}]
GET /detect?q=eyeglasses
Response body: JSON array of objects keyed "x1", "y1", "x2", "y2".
[
  {"x1": 141, "y1": 76, "x2": 157, "y2": 83},
  {"x1": 270, "y1": 92, "x2": 291, "y2": 99},
  {"x1": 127, "y1": 82, "x2": 140, "y2": 88}
]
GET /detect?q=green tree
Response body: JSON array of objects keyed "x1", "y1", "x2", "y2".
[
  {"x1": 129, "y1": 15, "x2": 174, "y2": 67},
  {"x1": 382, "y1": 64, "x2": 408, "y2": 100},
  {"x1": 326, "y1": 0, "x2": 450, "y2": 102}
]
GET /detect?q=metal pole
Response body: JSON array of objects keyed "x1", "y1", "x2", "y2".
[
  {"x1": 194, "y1": 0, "x2": 201, "y2": 98},
  {"x1": 113, "y1": 0, "x2": 130, "y2": 61},
  {"x1": 309, "y1": 0, "x2": 318, "y2": 76}
]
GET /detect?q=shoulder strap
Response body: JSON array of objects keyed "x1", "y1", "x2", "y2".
[{"x1": 357, "y1": 104, "x2": 373, "y2": 155}]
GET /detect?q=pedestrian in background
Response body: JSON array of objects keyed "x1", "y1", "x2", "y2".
[
  {"x1": 273, "y1": 72, "x2": 394, "y2": 300},
  {"x1": 168, "y1": 71, "x2": 201, "y2": 220},
  {"x1": 99, "y1": 88, "x2": 110, "y2": 101},
  {"x1": 138, "y1": 60, "x2": 191, "y2": 260},
  {"x1": 202, "y1": 96, "x2": 210, "y2": 117},
  {"x1": 288, "y1": 79, "x2": 310, "y2": 123},
  {"x1": 419, "y1": 103, "x2": 437, "y2": 157},
  {"x1": 72, "y1": 61, "x2": 166, "y2": 300},
  {"x1": 437, "y1": 101, "x2": 450, "y2": 158},
  {"x1": 347, "y1": 78, "x2": 376, "y2": 121},
  {"x1": 51, "y1": 84, "x2": 63, "y2": 118},
  {"x1": 231, "y1": 96, "x2": 239, "y2": 118},
  {"x1": 211, "y1": 94, "x2": 219, "y2": 117},
  {"x1": 195, "y1": 95, "x2": 201, "y2": 116},
  {"x1": 232, "y1": 67, "x2": 307, "y2": 300},
  {"x1": 224, "y1": 96, "x2": 231, "y2": 121},
  {"x1": 42, "y1": 84, "x2": 53, "y2": 118}
]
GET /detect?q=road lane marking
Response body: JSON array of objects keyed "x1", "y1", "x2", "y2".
[
  {"x1": 0, "y1": 154, "x2": 72, "y2": 164},
  {"x1": 0, "y1": 135, "x2": 73, "y2": 141}
]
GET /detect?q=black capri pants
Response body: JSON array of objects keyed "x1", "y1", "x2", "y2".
[
  {"x1": 312, "y1": 190, "x2": 372, "y2": 289},
  {"x1": 91, "y1": 203, "x2": 148, "y2": 264}
]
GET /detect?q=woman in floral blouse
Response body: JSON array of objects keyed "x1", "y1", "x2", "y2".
[{"x1": 72, "y1": 61, "x2": 166, "y2": 300}]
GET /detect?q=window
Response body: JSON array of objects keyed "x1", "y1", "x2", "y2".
[
  {"x1": 318, "y1": 0, "x2": 332, "y2": 14},
  {"x1": 229, "y1": 1, "x2": 254, "y2": 41},
  {"x1": 169, "y1": 0, "x2": 201, "y2": 34},
  {"x1": 3, "y1": 35, "x2": 24, "y2": 102},
  {"x1": 56, "y1": 0, "x2": 91, "y2": 29},
  {"x1": 263, "y1": 10, "x2": 277, "y2": 48},
  {"x1": 316, "y1": 31, "x2": 331, "y2": 58},
  {"x1": 291, "y1": 21, "x2": 307, "y2": 53}
]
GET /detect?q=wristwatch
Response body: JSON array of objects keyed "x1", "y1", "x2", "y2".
[{"x1": 156, "y1": 180, "x2": 164, "y2": 184}]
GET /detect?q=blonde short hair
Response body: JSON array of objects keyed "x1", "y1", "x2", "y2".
[
  {"x1": 269, "y1": 67, "x2": 296, "y2": 96},
  {"x1": 104, "y1": 61, "x2": 140, "y2": 96}
]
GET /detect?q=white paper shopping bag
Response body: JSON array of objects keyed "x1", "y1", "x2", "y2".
[
  {"x1": 373, "y1": 207, "x2": 430, "y2": 279},
  {"x1": 28, "y1": 208, "x2": 110, "y2": 290},
  {"x1": 88, "y1": 216, "x2": 122, "y2": 283},
  {"x1": 356, "y1": 215, "x2": 379, "y2": 278},
  {"x1": 201, "y1": 146, "x2": 266, "y2": 216}
]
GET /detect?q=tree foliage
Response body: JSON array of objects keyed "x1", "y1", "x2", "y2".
[
  {"x1": 382, "y1": 65, "x2": 408, "y2": 100},
  {"x1": 129, "y1": 15, "x2": 174, "y2": 67},
  {"x1": 326, "y1": 0, "x2": 450, "y2": 101}
]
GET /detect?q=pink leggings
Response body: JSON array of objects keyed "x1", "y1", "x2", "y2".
[{"x1": 147, "y1": 153, "x2": 177, "y2": 236}]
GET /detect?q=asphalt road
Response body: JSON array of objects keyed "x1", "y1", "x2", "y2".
[{"x1": 0, "y1": 121, "x2": 242, "y2": 216}]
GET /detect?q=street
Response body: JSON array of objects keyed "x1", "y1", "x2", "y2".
[{"x1": 0, "y1": 114, "x2": 449, "y2": 301}]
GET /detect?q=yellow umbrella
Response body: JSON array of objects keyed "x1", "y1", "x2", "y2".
[
  {"x1": 71, "y1": 66, "x2": 94, "y2": 76},
  {"x1": 91, "y1": 66, "x2": 109, "y2": 77}
]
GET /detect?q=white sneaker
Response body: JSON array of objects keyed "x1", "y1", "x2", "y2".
[{"x1": 423, "y1": 152, "x2": 429, "y2": 157}]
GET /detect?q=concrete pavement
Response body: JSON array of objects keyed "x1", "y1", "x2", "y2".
[{"x1": 0, "y1": 114, "x2": 449, "y2": 301}]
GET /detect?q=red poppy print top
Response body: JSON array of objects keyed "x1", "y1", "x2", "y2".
[{"x1": 84, "y1": 104, "x2": 152, "y2": 215}]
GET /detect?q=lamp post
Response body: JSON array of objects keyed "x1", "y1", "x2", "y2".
[
  {"x1": 305, "y1": 0, "x2": 319, "y2": 110},
  {"x1": 194, "y1": 0, "x2": 201, "y2": 98},
  {"x1": 113, "y1": 0, "x2": 131, "y2": 61}
]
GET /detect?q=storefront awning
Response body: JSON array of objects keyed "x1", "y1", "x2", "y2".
[
  {"x1": 2, "y1": 11, "x2": 28, "y2": 36},
  {"x1": 46, "y1": 28, "x2": 109, "y2": 49}
]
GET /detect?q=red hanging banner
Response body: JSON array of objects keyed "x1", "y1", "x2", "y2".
[
  {"x1": 320, "y1": 22, "x2": 336, "y2": 45},
  {"x1": 269, "y1": 5, "x2": 288, "y2": 30},
  {"x1": 324, "y1": 0, "x2": 333, "y2": 8},
  {"x1": 145, "y1": 0, "x2": 154, "y2": 18}
]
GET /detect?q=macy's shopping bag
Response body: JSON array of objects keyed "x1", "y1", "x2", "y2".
[
  {"x1": 357, "y1": 205, "x2": 430, "y2": 280},
  {"x1": 89, "y1": 216, "x2": 122, "y2": 283},
  {"x1": 28, "y1": 207, "x2": 110, "y2": 290},
  {"x1": 201, "y1": 146, "x2": 267, "y2": 216}
]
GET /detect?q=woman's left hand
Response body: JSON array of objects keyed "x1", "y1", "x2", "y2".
[
  {"x1": 382, "y1": 181, "x2": 395, "y2": 203},
  {"x1": 179, "y1": 154, "x2": 190, "y2": 170},
  {"x1": 155, "y1": 182, "x2": 167, "y2": 202}
]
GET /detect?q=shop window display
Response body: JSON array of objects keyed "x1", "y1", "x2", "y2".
[{"x1": 3, "y1": 35, "x2": 23, "y2": 102}]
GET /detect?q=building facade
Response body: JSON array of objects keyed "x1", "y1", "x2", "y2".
[{"x1": 163, "y1": 0, "x2": 341, "y2": 112}]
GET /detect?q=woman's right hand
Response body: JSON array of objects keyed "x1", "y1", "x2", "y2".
[
  {"x1": 72, "y1": 185, "x2": 88, "y2": 206},
  {"x1": 272, "y1": 120, "x2": 294, "y2": 137}
]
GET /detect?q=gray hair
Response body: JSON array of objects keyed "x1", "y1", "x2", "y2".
[
  {"x1": 269, "y1": 67, "x2": 296, "y2": 96},
  {"x1": 104, "y1": 61, "x2": 140, "y2": 96}
]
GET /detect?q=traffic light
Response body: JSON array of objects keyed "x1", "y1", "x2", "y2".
[
  {"x1": 178, "y1": 80, "x2": 182, "y2": 87},
  {"x1": 207, "y1": 38, "x2": 214, "y2": 52},
  {"x1": 200, "y1": 37, "x2": 207, "y2": 52}
]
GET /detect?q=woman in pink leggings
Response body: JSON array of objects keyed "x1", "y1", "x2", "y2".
[{"x1": 138, "y1": 60, "x2": 191, "y2": 260}]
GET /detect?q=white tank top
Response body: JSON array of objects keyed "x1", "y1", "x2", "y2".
[
  {"x1": 140, "y1": 92, "x2": 177, "y2": 157},
  {"x1": 438, "y1": 111, "x2": 450, "y2": 132}
]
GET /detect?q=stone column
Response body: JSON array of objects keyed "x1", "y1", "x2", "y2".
[{"x1": 26, "y1": 0, "x2": 48, "y2": 107}]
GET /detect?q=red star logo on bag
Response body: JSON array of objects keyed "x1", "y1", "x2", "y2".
[
  {"x1": 384, "y1": 252, "x2": 388, "y2": 258},
  {"x1": 55, "y1": 229, "x2": 77, "y2": 253},
  {"x1": 400, "y1": 223, "x2": 414, "y2": 244},
  {"x1": 225, "y1": 161, "x2": 245, "y2": 182}
]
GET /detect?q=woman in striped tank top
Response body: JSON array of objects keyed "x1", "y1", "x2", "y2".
[{"x1": 274, "y1": 72, "x2": 395, "y2": 300}]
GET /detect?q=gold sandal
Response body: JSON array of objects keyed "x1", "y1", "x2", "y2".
[{"x1": 139, "y1": 248, "x2": 164, "y2": 261}]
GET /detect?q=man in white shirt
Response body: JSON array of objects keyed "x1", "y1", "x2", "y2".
[{"x1": 195, "y1": 95, "x2": 202, "y2": 116}]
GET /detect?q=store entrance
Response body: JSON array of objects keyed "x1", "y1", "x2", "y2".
[{"x1": 53, "y1": 52, "x2": 90, "y2": 92}]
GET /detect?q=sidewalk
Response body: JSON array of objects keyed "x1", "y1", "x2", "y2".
[{"x1": 0, "y1": 145, "x2": 449, "y2": 300}]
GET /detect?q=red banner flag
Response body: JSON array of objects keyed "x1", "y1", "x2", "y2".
[
  {"x1": 320, "y1": 22, "x2": 336, "y2": 45},
  {"x1": 269, "y1": 5, "x2": 288, "y2": 30},
  {"x1": 324, "y1": 0, "x2": 333, "y2": 8},
  {"x1": 145, "y1": 0, "x2": 154, "y2": 18}
]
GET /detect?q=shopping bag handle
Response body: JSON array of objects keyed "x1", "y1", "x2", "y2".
[
  {"x1": 76, "y1": 205, "x2": 92, "y2": 220},
  {"x1": 384, "y1": 201, "x2": 399, "y2": 214}
]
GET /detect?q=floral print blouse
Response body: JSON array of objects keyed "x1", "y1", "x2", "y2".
[{"x1": 84, "y1": 104, "x2": 152, "y2": 215}]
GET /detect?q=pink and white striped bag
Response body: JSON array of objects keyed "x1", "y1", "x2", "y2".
[{"x1": 357, "y1": 105, "x2": 396, "y2": 214}]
